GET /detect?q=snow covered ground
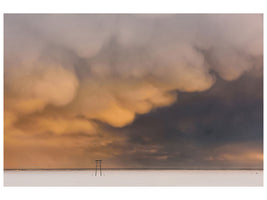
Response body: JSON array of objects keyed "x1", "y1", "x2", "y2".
[{"x1": 4, "y1": 170, "x2": 263, "y2": 186}]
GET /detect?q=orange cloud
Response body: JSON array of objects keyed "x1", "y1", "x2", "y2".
[{"x1": 4, "y1": 14, "x2": 263, "y2": 169}]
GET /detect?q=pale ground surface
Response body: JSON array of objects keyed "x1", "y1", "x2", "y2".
[{"x1": 4, "y1": 170, "x2": 263, "y2": 186}]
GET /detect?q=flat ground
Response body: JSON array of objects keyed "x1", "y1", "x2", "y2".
[{"x1": 4, "y1": 170, "x2": 263, "y2": 186}]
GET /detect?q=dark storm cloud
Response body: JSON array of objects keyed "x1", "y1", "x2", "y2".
[{"x1": 107, "y1": 71, "x2": 263, "y2": 169}]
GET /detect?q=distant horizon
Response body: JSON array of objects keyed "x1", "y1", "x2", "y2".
[{"x1": 4, "y1": 167, "x2": 264, "y2": 170}]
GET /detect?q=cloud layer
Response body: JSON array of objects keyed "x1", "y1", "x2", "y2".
[{"x1": 4, "y1": 14, "x2": 263, "y2": 169}]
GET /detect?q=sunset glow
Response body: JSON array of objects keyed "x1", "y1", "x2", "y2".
[{"x1": 4, "y1": 14, "x2": 263, "y2": 169}]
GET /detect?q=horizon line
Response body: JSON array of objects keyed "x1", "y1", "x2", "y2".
[{"x1": 4, "y1": 167, "x2": 263, "y2": 171}]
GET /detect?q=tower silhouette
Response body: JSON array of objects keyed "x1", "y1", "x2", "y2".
[{"x1": 95, "y1": 160, "x2": 102, "y2": 176}]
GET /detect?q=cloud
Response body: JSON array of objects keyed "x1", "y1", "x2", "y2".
[
  {"x1": 4, "y1": 14, "x2": 263, "y2": 169},
  {"x1": 5, "y1": 15, "x2": 262, "y2": 128},
  {"x1": 115, "y1": 72, "x2": 263, "y2": 168}
]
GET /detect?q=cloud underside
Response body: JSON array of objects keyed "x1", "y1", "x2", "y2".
[{"x1": 4, "y1": 14, "x2": 263, "y2": 169}]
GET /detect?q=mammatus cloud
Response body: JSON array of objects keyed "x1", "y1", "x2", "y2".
[{"x1": 4, "y1": 14, "x2": 263, "y2": 169}]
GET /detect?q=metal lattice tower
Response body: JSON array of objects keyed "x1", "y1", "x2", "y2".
[{"x1": 95, "y1": 160, "x2": 102, "y2": 176}]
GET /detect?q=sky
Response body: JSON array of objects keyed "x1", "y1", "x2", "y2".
[{"x1": 4, "y1": 14, "x2": 263, "y2": 169}]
